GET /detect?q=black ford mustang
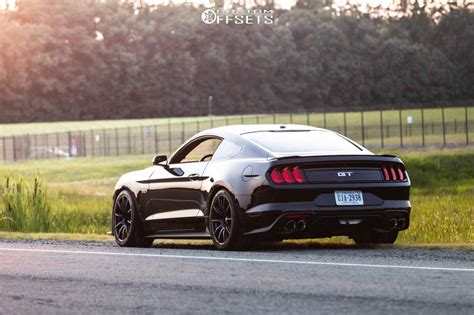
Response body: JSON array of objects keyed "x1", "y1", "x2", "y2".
[{"x1": 112, "y1": 124, "x2": 411, "y2": 250}]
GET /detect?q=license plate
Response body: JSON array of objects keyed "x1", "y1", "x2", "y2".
[{"x1": 334, "y1": 191, "x2": 364, "y2": 206}]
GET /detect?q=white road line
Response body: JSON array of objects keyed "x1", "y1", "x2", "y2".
[{"x1": 0, "y1": 247, "x2": 473, "y2": 272}]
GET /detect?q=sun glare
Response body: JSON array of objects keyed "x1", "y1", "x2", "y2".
[{"x1": 0, "y1": 0, "x2": 15, "y2": 11}]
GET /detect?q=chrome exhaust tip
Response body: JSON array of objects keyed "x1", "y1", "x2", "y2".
[
  {"x1": 285, "y1": 220, "x2": 296, "y2": 233},
  {"x1": 397, "y1": 218, "x2": 407, "y2": 229},
  {"x1": 388, "y1": 218, "x2": 398, "y2": 230},
  {"x1": 296, "y1": 220, "x2": 306, "y2": 232}
]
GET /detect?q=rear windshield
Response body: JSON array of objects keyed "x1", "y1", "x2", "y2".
[{"x1": 242, "y1": 130, "x2": 363, "y2": 153}]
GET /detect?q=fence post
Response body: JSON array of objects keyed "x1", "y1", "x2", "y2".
[
  {"x1": 465, "y1": 106, "x2": 469, "y2": 145},
  {"x1": 12, "y1": 136, "x2": 16, "y2": 162},
  {"x1": 306, "y1": 112, "x2": 310, "y2": 125},
  {"x1": 323, "y1": 110, "x2": 327, "y2": 129},
  {"x1": 33, "y1": 134, "x2": 38, "y2": 160},
  {"x1": 289, "y1": 113, "x2": 293, "y2": 124},
  {"x1": 55, "y1": 132, "x2": 59, "y2": 159},
  {"x1": 45, "y1": 134, "x2": 49, "y2": 159},
  {"x1": 181, "y1": 121, "x2": 185, "y2": 143},
  {"x1": 256, "y1": 114, "x2": 260, "y2": 124},
  {"x1": 154, "y1": 125, "x2": 158, "y2": 153},
  {"x1": 240, "y1": 115, "x2": 244, "y2": 124},
  {"x1": 26, "y1": 134, "x2": 31, "y2": 160},
  {"x1": 454, "y1": 119, "x2": 457, "y2": 134},
  {"x1": 421, "y1": 108, "x2": 425, "y2": 147},
  {"x1": 399, "y1": 109, "x2": 403, "y2": 147},
  {"x1": 361, "y1": 110, "x2": 365, "y2": 146},
  {"x1": 168, "y1": 119, "x2": 172, "y2": 154},
  {"x1": 2, "y1": 137, "x2": 5, "y2": 161},
  {"x1": 141, "y1": 126, "x2": 145, "y2": 155},
  {"x1": 79, "y1": 131, "x2": 86, "y2": 156},
  {"x1": 114, "y1": 128, "x2": 119, "y2": 156},
  {"x1": 442, "y1": 107, "x2": 446, "y2": 147},
  {"x1": 225, "y1": 117, "x2": 229, "y2": 126},
  {"x1": 126, "y1": 127, "x2": 131, "y2": 155},
  {"x1": 342, "y1": 111, "x2": 347, "y2": 136},
  {"x1": 103, "y1": 129, "x2": 107, "y2": 156},
  {"x1": 380, "y1": 110, "x2": 384, "y2": 148},
  {"x1": 272, "y1": 113, "x2": 276, "y2": 124},
  {"x1": 67, "y1": 132, "x2": 72, "y2": 157}
]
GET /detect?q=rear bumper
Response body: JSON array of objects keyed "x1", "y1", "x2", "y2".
[{"x1": 243, "y1": 200, "x2": 411, "y2": 238}]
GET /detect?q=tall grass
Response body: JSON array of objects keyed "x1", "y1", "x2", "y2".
[
  {"x1": 0, "y1": 175, "x2": 110, "y2": 233},
  {"x1": 0, "y1": 175, "x2": 51, "y2": 232}
]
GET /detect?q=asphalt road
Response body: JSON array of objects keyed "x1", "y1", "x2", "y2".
[{"x1": 0, "y1": 240, "x2": 473, "y2": 314}]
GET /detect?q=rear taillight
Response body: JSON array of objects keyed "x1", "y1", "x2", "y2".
[
  {"x1": 382, "y1": 164, "x2": 406, "y2": 181},
  {"x1": 270, "y1": 166, "x2": 306, "y2": 184}
]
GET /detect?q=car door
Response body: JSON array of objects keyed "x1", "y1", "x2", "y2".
[{"x1": 142, "y1": 137, "x2": 222, "y2": 231}]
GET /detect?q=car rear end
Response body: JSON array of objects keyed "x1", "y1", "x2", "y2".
[{"x1": 240, "y1": 128, "x2": 411, "y2": 241}]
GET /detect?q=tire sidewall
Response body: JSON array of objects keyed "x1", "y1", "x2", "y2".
[
  {"x1": 113, "y1": 190, "x2": 140, "y2": 246},
  {"x1": 209, "y1": 190, "x2": 242, "y2": 250}
]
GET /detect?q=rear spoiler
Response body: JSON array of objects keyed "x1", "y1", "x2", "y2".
[{"x1": 270, "y1": 154, "x2": 404, "y2": 166}]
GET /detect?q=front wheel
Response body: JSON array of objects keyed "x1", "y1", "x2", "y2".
[
  {"x1": 208, "y1": 190, "x2": 251, "y2": 251},
  {"x1": 353, "y1": 230, "x2": 398, "y2": 245},
  {"x1": 112, "y1": 190, "x2": 154, "y2": 248}
]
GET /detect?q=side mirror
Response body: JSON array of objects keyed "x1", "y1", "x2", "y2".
[{"x1": 152, "y1": 155, "x2": 167, "y2": 166}]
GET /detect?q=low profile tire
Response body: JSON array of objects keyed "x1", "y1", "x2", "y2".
[
  {"x1": 209, "y1": 190, "x2": 251, "y2": 251},
  {"x1": 353, "y1": 230, "x2": 398, "y2": 245},
  {"x1": 112, "y1": 190, "x2": 154, "y2": 248}
]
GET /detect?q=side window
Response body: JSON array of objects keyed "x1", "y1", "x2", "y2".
[
  {"x1": 172, "y1": 138, "x2": 222, "y2": 163},
  {"x1": 212, "y1": 139, "x2": 242, "y2": 161}
]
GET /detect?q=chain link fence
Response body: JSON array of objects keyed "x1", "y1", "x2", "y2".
[{"x1": 1, "y1": 106, "x2": 473, "y2": 162}]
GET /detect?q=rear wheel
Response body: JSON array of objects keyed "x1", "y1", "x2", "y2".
[
  {"x1": 353, "y1": 230, "x2": 398, "y2": 245},
  {"x1": 112, "y1": 190, "x2": 154, "y2": 248},
  {"x1": 209, "y1": 190, "x2": 251, "y2": 251}
]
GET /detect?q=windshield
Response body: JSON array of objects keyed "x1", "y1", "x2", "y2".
[{"x1": 242, "y1": 130, "x2": 364, "y2": 154}]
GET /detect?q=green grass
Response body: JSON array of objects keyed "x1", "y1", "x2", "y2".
[{"x1": 0, "y1": 147, "x2": 473, "y2": 244}]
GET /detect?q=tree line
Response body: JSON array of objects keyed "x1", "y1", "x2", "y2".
[{"x1": 0, "y1": 0, "x2": 473, "y2": 123}]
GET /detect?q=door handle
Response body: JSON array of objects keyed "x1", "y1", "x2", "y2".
[{"x1": 188, "y1": 173, "x2": 200, "y2": 180}]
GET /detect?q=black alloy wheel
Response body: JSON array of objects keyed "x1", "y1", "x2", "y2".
[
  {"x1": 112, "y1": 190, "x2": 153, "y2": 247},
  {"x1": 209, "y1": 190, "x2": 251, "y2": 250}
]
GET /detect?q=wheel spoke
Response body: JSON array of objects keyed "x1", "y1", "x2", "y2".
[{"x1": 218, "y1": 227, "x2": 225, "y2": 243}]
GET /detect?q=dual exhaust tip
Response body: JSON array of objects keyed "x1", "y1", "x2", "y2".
[
  {"x1": 388, "y1": 217, "x2": 407, "y2": 230},
  {"x1": 285, "y1": 219, "x2": 306, "y2": 233}
]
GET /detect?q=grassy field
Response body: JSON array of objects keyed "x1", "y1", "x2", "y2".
[
  {"x1": 1, "y1": 106, "x2": 473, "y2": 163},
  {"x1": 0, "y1": 147, "x2": 473, "y2": 245}
]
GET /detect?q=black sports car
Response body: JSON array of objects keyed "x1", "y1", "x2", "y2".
[{"x1": 112, "y1": 124, "x2": 411, "y2": 250}]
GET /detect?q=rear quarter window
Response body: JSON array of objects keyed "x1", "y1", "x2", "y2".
[{"x1": 212, "y1": 139, "x2": 242, "y2": 161}]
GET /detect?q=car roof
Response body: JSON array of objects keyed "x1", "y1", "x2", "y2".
[{"x1": 198, "y1": 124, "x2": 325, "y2": 137}]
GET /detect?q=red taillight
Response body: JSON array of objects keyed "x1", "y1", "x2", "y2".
[
  {"x1": 292, "y1": 166, "x2": 305, "y2": 183},
  {"x1": 281, "y1": 167, "x2": 295, "y2": 183},
  {"x1": 271, "y1": 169, "x2": 284, "y2": 184},
  {"x1": 270, "y1": 166, "x2": 306, "y2": 184},
  {"x1": 390, "y1": 165, "x2": 397, "y2": 181},
  {"x1": 382, "y1": 164, "x2": 406, "y2": 182},
  {"x1": 397, "y1": 167, "x2": 405, "y2": 180},
  {"x1": 382, "y1": 165, "x2": 390, "y2": 181}
]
